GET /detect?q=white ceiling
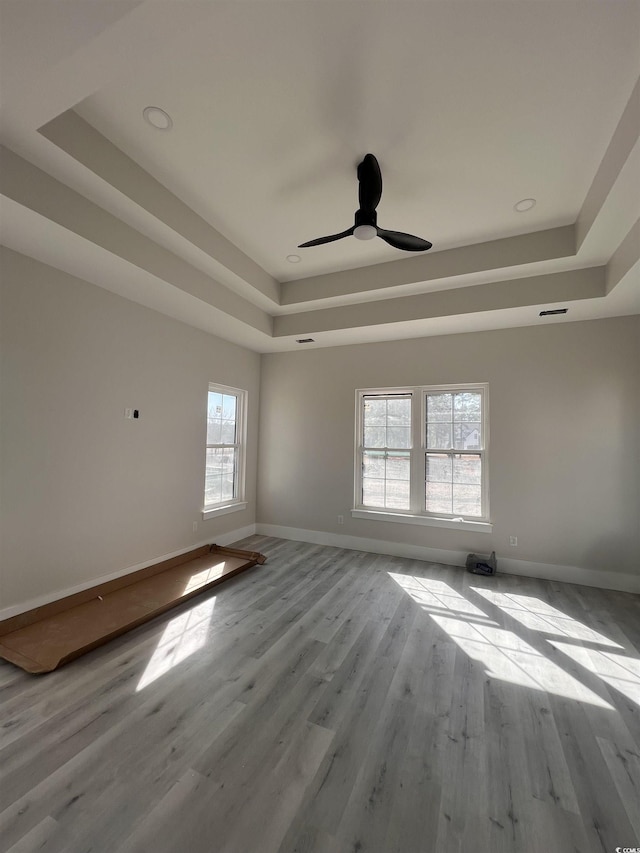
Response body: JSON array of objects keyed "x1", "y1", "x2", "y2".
[{"x1": 1, "y1": 0, "x2": 639, "y2": 352}]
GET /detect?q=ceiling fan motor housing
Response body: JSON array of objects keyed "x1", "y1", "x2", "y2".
[{"x1": 355, "y1": 209, "x2": 377, "y2": 228}]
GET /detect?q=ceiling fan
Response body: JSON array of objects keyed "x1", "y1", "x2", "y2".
[{"x1": 298, "y1": 153, "x2": 432, "y2": 252}]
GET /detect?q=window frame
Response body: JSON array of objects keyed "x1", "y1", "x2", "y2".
[
  {"x1": 353, "y1": 384, "x2": 491, "y2": 532},
  {"x1": 202, "y1": 382, "x2": 248, "y2": 520}
]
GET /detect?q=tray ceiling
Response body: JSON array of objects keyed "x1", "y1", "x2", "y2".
[{"x1": 1, "y1": 0, "x2": 638, "y2": 351}]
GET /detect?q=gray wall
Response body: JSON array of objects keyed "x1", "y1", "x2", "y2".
[
  {"x1": 2, "y1": 245, "x2": 638, "y2": 611},
  {"x1": 258, "y1": 317, "x2": 640, "y2": 577},
  {"x1": 0, "y1": 248, "x2": 260, "y2": 610}
]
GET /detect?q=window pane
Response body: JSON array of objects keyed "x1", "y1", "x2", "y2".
[
  {"x1": 221, "y1": 394, "x2": 236, "y2": 421},
  {"x1": 364, "y1": 396, "x2": 412, "y2": 448},
  {"x1": 207, "y1": 417, "x2": 222, "y2": 444},
  {"x1": 387, "y1": 426, "x2": 411, "y2": 448},
  {"x1": 453, "y1": 422, "x2": 482, "y2": 450},
  {"x1": 426, "y1": 453, "x2": 452, "y2": 483},
  {"x1": 221, "y1": 473, "x2": 235, "y2": 503},
  {"x1": 206, "y1": 446, "x2": 224, "y2": 475},
  {"x1": 426, "y1": 481, "x2": 452, "y2": 514},
  {"x1": 364, "y1": 426, "x2": 386, "y2": 448},
  {"x1": 221, "y1": 450, "x2": 236, "y2": 476},
  {"x1": 427, "y1": 423, "x2": 452, "y2": 449},
  {"x1": 205, "y1": 474, "x2": 222, "y2": 506},
  {"x1": 225, "y1": 448, "x2": 238, "y2": 501},
  {"x1": 454, "y1": 392, "x2": 482, "y2": 422},
  {"x1": 208, "y1": 392, "x2": 223, "y2": 417},
  {"x1": 425, "y1": 453, "x2": 483, "y2": 517},
  {"x1": 453, "y1": 484, "x2": 482, "y2": 516},
  {"x1": 363, "y1": 398, "x2": 386, "y2": 426},
  {"x1": 363, "y1": 450, "x2": 385, "y2": 478},
  {"x1": 386, "y1": 480, "x2": 410, "y2": 510},
  {"x1": 386, "y1": 453, "x2": 410, "y2": 480},
  {"x1": 453, "y1": 454, "x2": 482, "y2": 485},
  {"x1": 426, "y1": 453, "x2": 453, "y2": 514},
  {"x1": 426, "y1": 393, "x2": 452, "y2": 422},
  {"x1": 362, "y1": 450, "x2": 410, "y2": 510},
  {"x1": 221, "y1": 420, "x2": 236, "y2": 444},
  {"x1": 362, "y1": 477, "x2": 385, "y2": 506},
  {"x1": 205, "y1": 447, "x2": 236, "y2": 506},
  {"x1": 387, "y1": 397, "x2": 411, "y2": 425}
]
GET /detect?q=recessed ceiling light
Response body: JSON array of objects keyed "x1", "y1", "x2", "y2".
[
  {"x1": 514, "y1": 198, "x2": 536, "y2": 213},
  {"x1": 286, "y1": 254, "x2": 301, "y2": 263},
  {"x1": 143, "y1": 106, "x2": 173, "y2": 130}
]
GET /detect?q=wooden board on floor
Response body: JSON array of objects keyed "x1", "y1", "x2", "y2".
[{"x1": 0, "y1": 544, "x2": 266, "y2": 674}]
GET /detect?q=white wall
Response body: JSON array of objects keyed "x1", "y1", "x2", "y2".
[
  {"x1": 0, "y1": 248, "x2": 260, "y2": 611},
  {"x1": 257, "y1": 317, "x2": 640, "y2": 587}
]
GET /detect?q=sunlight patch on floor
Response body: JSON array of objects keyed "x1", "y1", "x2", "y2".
[
  {"x1": 388, "y1": 573, "x2": 488, "y2": 618},
  {"x1": 550, "y1": 641, "x2": 640, "y2": 706},
  {"x1": 136, "y1": 597, "x2": 216, "y2": 691},
  {"x1": 388, "y1": 573, "x2": 613, "y2": 709},
  {"x1": 471, "y1": 588, "x2": 622, "y2": 648},
  {"x1": 183, "y1": 561, "x2": 227, "y2": 594}
]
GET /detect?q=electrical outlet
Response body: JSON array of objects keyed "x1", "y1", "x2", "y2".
[
  {"x1": 124, "y1": 408, "x2": 133, "y2": 419},
  {"x1": 193, "y1": 522, "x2": 198, "y2": 533},
  {"x1": 509, "y1": 536, "x2": 518, "y2": 546},
  {"x1": 337, "y1": 515, "x2": 344, "y2": 525}
]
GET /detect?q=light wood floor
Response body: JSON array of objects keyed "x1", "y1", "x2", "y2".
[{"x1": 1, "y1": 537, "x2": 639, "y2": 853}]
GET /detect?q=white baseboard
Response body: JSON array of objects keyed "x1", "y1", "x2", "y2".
[
  {"x1": 256, "y1": 523, "x2": 469, "y2": 568},
  {"x1": 492, "y1": 555, "x2": 639, "y2": 593},
  {"x1": 3, "y1": 521, "x2": 635, "y2": 622},
  {"x1": 215, "y1": 524, "x2": 257, "y2": 548},
  {"x1": 255, "y1": 524, "x2": 640, "y2": 594},
  {"x1": 0, "y1": 524, "x2": 257, "y2": 622}
]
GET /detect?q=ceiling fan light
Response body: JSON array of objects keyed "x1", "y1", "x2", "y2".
[{"x1": 353, "y1": 225, "x2": 377, "y2": 241}]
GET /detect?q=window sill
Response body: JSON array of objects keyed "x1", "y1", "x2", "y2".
[
  {"x1": 202, "y1": 501, "x2": 247, "y2": 521},
  {"x1": 351, "y1": 508, "x2": 492, "y2": 533}
]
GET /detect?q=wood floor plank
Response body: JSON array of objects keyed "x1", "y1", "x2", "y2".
[
  {"x1": 1, "y1": 536, "x2": 638, "y2": 853},
  {"x1": 217, "y1": 720, "x2": 335, "y2": 853},
  {"x1": 434, "y1": 644, "x2": 490, "y2": 853},
  {"x1": 116, "y1": 769, "x2": 220, "y2": 853},
  {"x1": 4, "y1": 817, "x2": 59, "y2": 853},
  {"x1": 280, "y1": 597, "x2": 420, "y2": 845},
  {"x1": 278, "y1": 826, "x2": 346, "y2": 853},
  {"x1": 333, "y1": 608, "x2": 428, "y2": 851},
  {"x1": 550, "y1": 696, "x2": 637, "y2": 853},
  {"x1": 597, "y1": 735, "x2": 640, "y2": 840}
]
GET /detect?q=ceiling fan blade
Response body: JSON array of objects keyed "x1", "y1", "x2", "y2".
[
  {"x1": 357, "y1": 153, "x2": 382, "y2": 212},
  {"x1": 298, "y1": 227, "x2": 354, "y2": 248},
  {"x1": 377, "y1": 228, "x2": 432, "y2": 252}
]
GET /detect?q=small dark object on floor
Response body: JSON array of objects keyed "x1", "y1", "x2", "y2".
[{"x1": 466, "y1": 551, "x2": 497, "y2": 576}]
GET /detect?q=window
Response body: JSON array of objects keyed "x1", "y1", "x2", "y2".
[
  {"x1": 203, "y1": 383, "x2": 247, "y2": 518},
  {"x1": 354, "y1": 384, "x2": 490, "y2": 531}
]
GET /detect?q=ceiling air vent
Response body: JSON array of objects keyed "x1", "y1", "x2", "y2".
[
  {"x1": 296, "y1": 338, "x2": 315, "y2": 344},
  {"x1": 539, "y1": 308, "x2": 568, "y2": 317}
]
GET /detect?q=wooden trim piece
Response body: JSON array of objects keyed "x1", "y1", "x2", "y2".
[
  {"x1": 0, "y1": 546, "x2": 211, "y2": 637},
  {"x1": 210, "y1": 543, "x2": 267, "y2": 565},
  {"x1": 0, "y1": 545, "x2": 266, "y2": 673}
]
